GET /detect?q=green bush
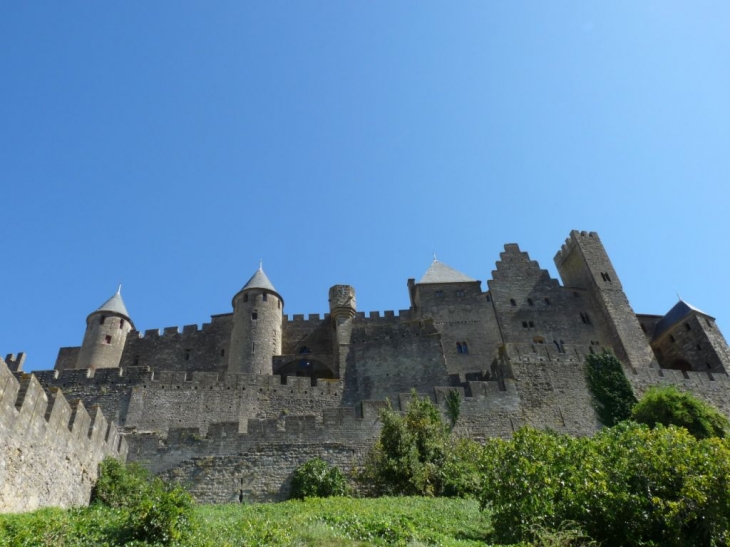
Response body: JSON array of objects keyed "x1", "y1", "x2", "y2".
[
  {"x1": 585, "y1": 350, "x2": 636, "y2": 426},
  {"x1": 289, "y1": 458, "x2": 350, "y2": 499},
  {"x1": 632, "y1": 384, "x2": 729, "y2": 439},
  {"x1": 361, "y1": 392, "x2": 450, "y2": 496},
  {"x1": 479, "y1": 424, "x2": 730, "y2": 546},
  {"x1": 92, "y1": 457, "x2": 194, "y2": 545}
]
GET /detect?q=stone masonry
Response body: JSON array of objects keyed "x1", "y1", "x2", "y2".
[{"x1": 2, "y1": 230, "x2": 730, "y2": 509}]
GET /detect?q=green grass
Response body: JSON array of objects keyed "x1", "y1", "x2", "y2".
[{"x1": 0, "y1": 497, "x2": 504, "y2": 547}]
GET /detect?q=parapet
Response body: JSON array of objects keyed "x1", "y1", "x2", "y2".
[
  {"x1": 0, "y1": 360, "x2": 127, "y2": 459},
  {"x1": 554, "y1": 230, "x2": 601, "y2": 266},
  {"x1": 2, "y1": 353, "x2": 26, "y2": 372}
]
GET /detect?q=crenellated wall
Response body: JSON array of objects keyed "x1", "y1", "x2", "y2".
[{"x1": 0, "y1": 357, "x2": 127, "y2": 513}]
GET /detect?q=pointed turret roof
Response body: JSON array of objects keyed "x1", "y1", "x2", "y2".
[
  {"x1": 91, "y1": 287, "x2": 133, "y2": 326},
  {"x1": 418, "y1": 259, "x2": 476, "y2": 284},
  {"x1": 652, "y1": 299, "x2": 712, "y2": 341},
  {"x1": 241, "y1": 265, "x2": 279, "y2": 294}
]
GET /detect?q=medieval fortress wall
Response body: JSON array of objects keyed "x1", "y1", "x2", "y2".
[
  {"x1": 3, "y1": 230, "x2": 730, "y2": 509},
  {"x1": 0, "y1": 356, "x2": 127, "y2": 513}
]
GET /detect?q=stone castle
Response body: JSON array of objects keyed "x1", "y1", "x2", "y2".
[{"x1": 3, "y1": 230, "x2": 730, "y2": 511}]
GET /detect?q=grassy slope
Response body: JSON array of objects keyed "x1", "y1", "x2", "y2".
[{"x1": 0, "y1": 497, "x2": 504, "y2": 547}]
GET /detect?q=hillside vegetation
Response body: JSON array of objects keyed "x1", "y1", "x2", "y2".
[{"x1": 0, "y1": 497, "x2": 494, "y2": 547}]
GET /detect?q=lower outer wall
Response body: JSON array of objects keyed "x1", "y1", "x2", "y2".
[
  {"x1": 159, "y1": 443, "x2": 368, "y2": 504},
  {"x1": 1, "y1": 436, "x2": 96, "y2": 512}
]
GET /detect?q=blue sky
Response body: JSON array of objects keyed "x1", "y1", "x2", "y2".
[{"x1": 2, "y1": 2, "x2": 729, "y2": 372}]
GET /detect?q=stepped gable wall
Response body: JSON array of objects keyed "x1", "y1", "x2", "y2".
[
  {"x1": 342, "y1": 318, "x2": 450, "y2": 404},
  {"x1": 489, "y1": 244, "x2": 604, "y2": 351},
  {"x1": 123, "y1": 371, "x2": 344, "y2": 436},
  {"x1": 0, "y1": 357, "x2": 127, "y2": 513}
]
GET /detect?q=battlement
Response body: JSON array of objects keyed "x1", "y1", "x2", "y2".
[
  {"x1": 283, "y1": 313, "x2": 330, "y2": 323},
  {"x1": 0, "y1": 358, "x2": 127, "y2": 512},
  {"x1": 554, "y1": 230, "x2": 601, "y2": 265},
  {"x1": 1, "y1": 362, "x2": 127, "y2": 458},
  {"x1": 631, "y1": 366, "x2": 730, "y2": 387},
  {"x1": 2, "y1": 353, "x2": 26, "y2": 372}
]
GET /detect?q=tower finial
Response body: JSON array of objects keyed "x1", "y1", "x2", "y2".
[
  {"x1": 677, "y1": 292, "x2": 682, "y2": 302},
  {"x1": 433, "y1": 251, "x2": 437, "y2": 261},
  {"x1": 259, "y1": 259, "x2": 263, "y2": 271},
  {"x1": 117, "y1": 283, "x2": 122, "y2": 295}
]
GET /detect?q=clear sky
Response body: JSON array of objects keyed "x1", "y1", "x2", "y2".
[{"x1": 2, "y1": 2, "x2": 729, "y2": 372}]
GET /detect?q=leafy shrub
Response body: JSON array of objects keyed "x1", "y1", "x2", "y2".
[
  {"x1": 289, "y1": 458, "x2": 350, "y2": 499},
  {"x1": 361, "y1": 392, "x2": 450, "y2": 496},
  {"x1": 92, "y1": 457, "x2": 194, "y2": 545},
  {"x1": 585, "y1": 350, "x2": 636, "y2": 426},
  {"x1": 479, "y1": 423, "x2": 730, "y2": 547},
  {"x1": 632, "y1": 384, "x2": 729, "y2": 439}
]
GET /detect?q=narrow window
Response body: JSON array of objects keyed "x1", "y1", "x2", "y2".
[
  {"x1": 510, "y1": 298, "x2": 517, "y2": 307},
  {"x1": 133, "y1": 356, "x2": 139, "y2": 366},
  {"x1": 251, "y1": 312, "x2": 258, "y2": 320},
  {"x1": 251, "y1": 342, "x2": 255, "y2": 354},
  {"x1": 527, "y1": 298, "x2": 534, "y2": 307},
  {"x1": 455, "y1": 290, "x2": 465, "y2": 297},
  {"x1": 435, "y1": 290, "x2": 444, "y2": 298},
  {"x1": 244, "y1": 294, "x2": 249, "y2": 303},
  {"x1": 119, "y1": 319, "x2": 125, "y2": 329},
  {"x1": 104, "y1": 335, "x2": 112, "y2": 344},
  {"x1": 522, "y1": 321, "x2": 528, "y2": 328},
  {"x1": 278, "y1": 299, "x2": 281, "y2": 309},
  {"x1": 462, "y1": 342, "x2": 469, "y2": 354},
  {"x1": 184, "y1": 349, "x2": 191, "y2": 361},
  {"x1": 528, "y1": 321, "x2": 535, "y2": 328},
  {"x1": 544, "y1": 297, "x2": 551, "y2": 305},
  {"x1": 486, "y1": 293, "x2": 492, "y2": 302},
  {"x1": 456, "y1": 342, "x2": 463, "y2": 354},
  {"x1": 100, "y1": 315, "x2": 106, "y2": 325},
  {"x1": 600, "y1": 272, "x2": 612, "y2": 282},
  {"x1": 220, "y1": 349, "x2": 225, "y2": 357},
  {"x1": 685, "y1": 323, "x2": 691, "y2": 331},
  {"x1": 263, "y1": 293, "x2": 268, "y2": 302}
]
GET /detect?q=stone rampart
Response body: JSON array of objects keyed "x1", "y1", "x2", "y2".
[{"x1": 0, "y1": 357, "x2": 127, "y2": 513}]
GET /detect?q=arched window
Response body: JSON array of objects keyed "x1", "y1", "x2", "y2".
[
  {"x1": 100, "y1": 315, "x2": 106, "y2": 325},
  {"x1": 263, "y1": 293, "x2": 268, "y2": 302},
  {"x1": 243, "y1": 294, "x2": 248, "y2": 303}
]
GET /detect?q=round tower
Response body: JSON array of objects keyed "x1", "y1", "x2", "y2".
[
  {"x1": 328, "y1": 285, "x2": 357, "y2": 325},
  {"x1": 227, "y1": 265, "x2": 283, "y2": 375},
  {"x1": 75, "y1": 287, "x2": 134, "y2": 370}
]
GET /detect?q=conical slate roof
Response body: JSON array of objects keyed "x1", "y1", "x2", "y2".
[
  {"x1": 94, "y1": 289, "x2": 131, "y2": 319},
  {"x1": 652, "y1": 299, "x2": 712, "y2": 341},
  {"x1": 418, "y1": 259, "x2": 476, "y2": 284},
  {"x1": 241, "y1": 266, "x2": 279, "y2": 294}
]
